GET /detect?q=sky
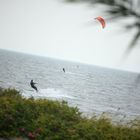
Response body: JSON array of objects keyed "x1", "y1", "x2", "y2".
[{"x1": 0, "y1": 0, "x2": 140, "y2": 72}]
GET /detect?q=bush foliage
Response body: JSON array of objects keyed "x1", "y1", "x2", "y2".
[{"x1": 0, "y1": 88, "x2": 140, "y2": 140}]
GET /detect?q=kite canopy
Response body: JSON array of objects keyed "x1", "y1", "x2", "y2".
[{"x1": 95, "y1": 16, "x2": 106, "y2": 29}]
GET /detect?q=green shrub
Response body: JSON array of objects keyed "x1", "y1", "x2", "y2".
[{"x1": 0, "y1": 88, "x2": 140, "y2": 140}]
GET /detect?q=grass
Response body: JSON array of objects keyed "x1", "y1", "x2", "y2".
[{"x1": 0, "y1": 88, "x2": 140, "y2": 140}]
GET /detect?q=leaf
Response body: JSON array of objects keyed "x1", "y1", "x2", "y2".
[{"x1": 129, "y1": 30, "x2": 140, "y2": 49}]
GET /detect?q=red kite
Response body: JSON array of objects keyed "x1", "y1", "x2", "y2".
[{"x1": 95, "y1": 16, "x2": 106, "y2": 29}]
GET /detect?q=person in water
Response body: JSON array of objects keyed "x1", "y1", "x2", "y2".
[
  {"x1": 30, "y1": 80, "x2": 38, "y2": 92},
  {"x1": 63, "y1": 68, "x2": 65, "y2": 73}
]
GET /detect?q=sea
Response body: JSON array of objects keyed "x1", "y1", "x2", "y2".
[{"x1": 0, "y1": 49, "x2": 140, "y2": 123}]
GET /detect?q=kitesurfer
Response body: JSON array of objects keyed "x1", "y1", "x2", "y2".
[
  {"x1": 63, "y1": 68, "x2": 65, "y2": 73},
  {"x1": 30, "y1": 80, "x2": 38, "y2": 92}
]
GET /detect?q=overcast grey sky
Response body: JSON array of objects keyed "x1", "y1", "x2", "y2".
[{"x1": 0, "y1": 0, "x2": 140, "y2": 72}]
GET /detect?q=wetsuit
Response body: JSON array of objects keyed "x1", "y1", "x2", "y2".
[
  {"x1": 30, "y1": 80, "x2": 38, "y2": 92},
  {"x1": 63, "y1": 68, "x2": 65, "y2": 73}
]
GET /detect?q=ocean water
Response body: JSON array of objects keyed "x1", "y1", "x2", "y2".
[{"x1": 0, "y1": 49, "x2": 140, "y2": 122}]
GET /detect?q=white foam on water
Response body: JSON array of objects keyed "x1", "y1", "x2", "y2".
[{"x1": 22, "y1": 88, "x2": 74, "y2": 99}]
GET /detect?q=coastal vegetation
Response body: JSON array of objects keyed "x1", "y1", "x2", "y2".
[{"x1": 0, "y1": 88, "x2": 140, "y2": 140}]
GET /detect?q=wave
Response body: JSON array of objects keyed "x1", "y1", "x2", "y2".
[{"x1": 22, "y1": 88, "x2": 74, "y2": 99}]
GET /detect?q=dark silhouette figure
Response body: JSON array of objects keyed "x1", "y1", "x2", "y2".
[
  {"x1": 30, "y1": 80, "x2": 38, "y2": 92},
  {"x1": 63, "y1": 68, "x2": 65, "y2": 73}
]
